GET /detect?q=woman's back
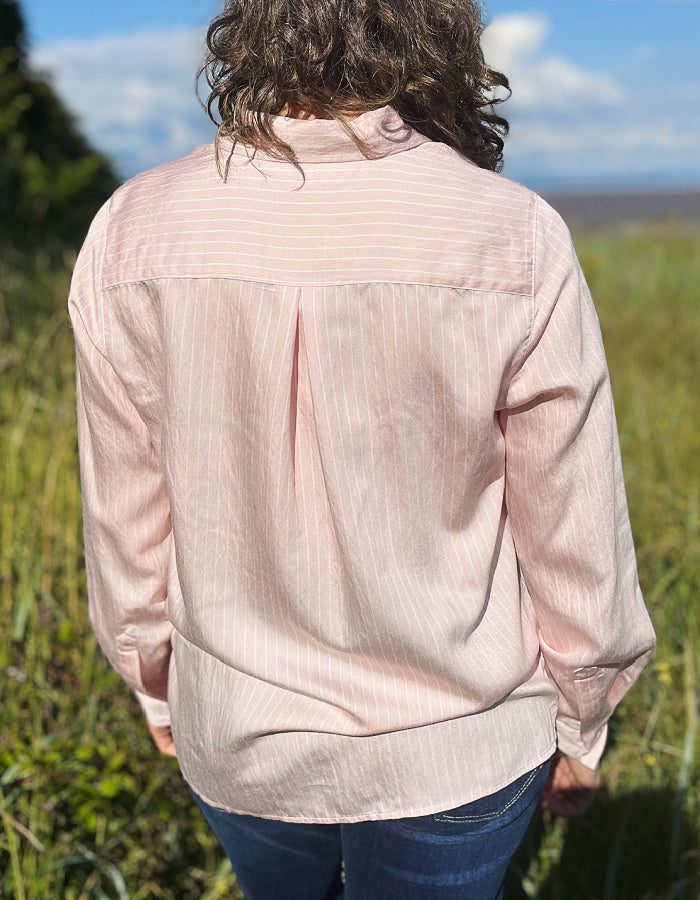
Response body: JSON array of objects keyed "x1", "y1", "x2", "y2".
[{"x1": 70, "y1": 104, "x2": 653, "y2": 823}]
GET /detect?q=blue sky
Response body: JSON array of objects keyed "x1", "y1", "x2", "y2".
[{"x1": 22, "y1": 0, "x2": 700, "y2": 190}]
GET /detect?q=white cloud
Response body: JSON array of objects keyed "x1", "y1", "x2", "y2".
[
  {"x1": 478, "y1": 13, "x2": 700, "y2": 187},
  {"x1": 482, "y1": 12, "x2": 550, "y2": 70},
  {"x1": 30, "y1": 27, "x2": 216, "y2": 176},
  {"x1": 502, "y1": 111, "x2": 700, "y2": 187},
  {"x1": 482, "y1": 13, "x2": 624, "y2": 109},
  {"x1": 509, "y1": 119, "x2": 698, "y2": 158}
]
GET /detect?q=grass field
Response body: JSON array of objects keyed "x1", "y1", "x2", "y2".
[{"x1": 0, "y1": 223, "x2": 698, "y2": 899}]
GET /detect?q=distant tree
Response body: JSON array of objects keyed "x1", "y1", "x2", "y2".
[
  {"x1": 0, "y1": 0, "x2": 118, "y2": 255},
  {"x1": 0, "y1": 0, "x2": 26, "y2": 63}
]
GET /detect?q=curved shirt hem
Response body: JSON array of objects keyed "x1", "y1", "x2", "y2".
[
  {"x1": 170, "y1": 626, "x2": 559, "y2": 824},
  {"x1": 181, "y1": 739, "x2": 557, "y2": 824}
]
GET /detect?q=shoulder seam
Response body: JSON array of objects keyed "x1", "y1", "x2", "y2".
[
  {"x1": 96, "y1": 197, "x2": 113, "y2": 351},
  {"x1": 527, "y1": 194, "x2": 539, "y2": 357}
]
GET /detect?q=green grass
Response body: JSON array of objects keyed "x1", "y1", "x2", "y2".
[{"x1": 0, "y1": 224, "x2": 698, "y2": 899}]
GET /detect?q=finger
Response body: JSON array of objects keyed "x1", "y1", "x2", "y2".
[
  {"x1": 158, "y1": 738, "x2": 177, "y2": 758},
  {"x1": 147, "y1": 724, "x2": 178, "y2": 757}
]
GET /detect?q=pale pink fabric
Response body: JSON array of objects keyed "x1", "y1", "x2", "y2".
[{"x1": 69, "y1": 104, "x2": 655, "y2": 823}]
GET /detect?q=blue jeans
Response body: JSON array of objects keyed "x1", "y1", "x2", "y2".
[{"x1": 189, "y1": 757, "x2": 551, "y2": 900}]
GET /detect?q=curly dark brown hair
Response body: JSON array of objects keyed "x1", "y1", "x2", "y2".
[{"x1": 200, "y1": 0, "x2": 510, "y2": 182}]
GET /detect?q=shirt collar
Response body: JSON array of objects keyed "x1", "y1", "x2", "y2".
[{"x1": 224, "y1": 104, "x2": 433, "y2": 163}]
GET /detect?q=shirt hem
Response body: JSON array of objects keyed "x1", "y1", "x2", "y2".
[{"x1": 181, "y1": 739, "x2": 557, "y2": 824}]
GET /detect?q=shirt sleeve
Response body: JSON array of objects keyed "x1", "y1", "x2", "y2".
[
  {"x1": 499, "y1": 195, "x2": 656, "y2": 769},
  {"x1": 69, "y1": 200, "x2": 174, "y2": 706}
]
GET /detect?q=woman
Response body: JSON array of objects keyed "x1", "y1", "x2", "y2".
[{"x1": 69, "y1": 0, "x2": 656, "y2": 897}]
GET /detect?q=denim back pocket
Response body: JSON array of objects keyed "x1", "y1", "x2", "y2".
[{"x1": 395, "y1": 759, "x2": 552, "y2": 836}]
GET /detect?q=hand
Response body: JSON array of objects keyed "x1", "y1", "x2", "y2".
[
  {"x1": 540, "y1": 752, "x2": 601, "y2": 817},
  {"x1": 147, "y1": 721, "x2": 177, "y2": 758}
]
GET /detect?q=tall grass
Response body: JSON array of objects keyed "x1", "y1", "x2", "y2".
[{"x1": 0, "y1": 224, "x2": 698, "y2": 899}]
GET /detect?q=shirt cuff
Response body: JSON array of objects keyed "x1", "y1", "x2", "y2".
[
  {"x1": 556, "y1": 718, "x2": 608, "y2": 769},
  {"x1": 135, "y1": 689, "x2": 171, "y2": 727}
]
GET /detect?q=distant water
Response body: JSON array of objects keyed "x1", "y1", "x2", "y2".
[{"x1": 541, "y1": 190, "x2": 700, "y2": 229}]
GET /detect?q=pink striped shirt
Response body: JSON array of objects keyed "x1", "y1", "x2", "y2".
[{"x1": 69, "y1": 104, "x2": 655, "y2": 823}]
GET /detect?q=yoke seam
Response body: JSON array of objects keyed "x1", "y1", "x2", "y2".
[{"x1": 102, "y1": 273, "x2": 531, "y2": 297}]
